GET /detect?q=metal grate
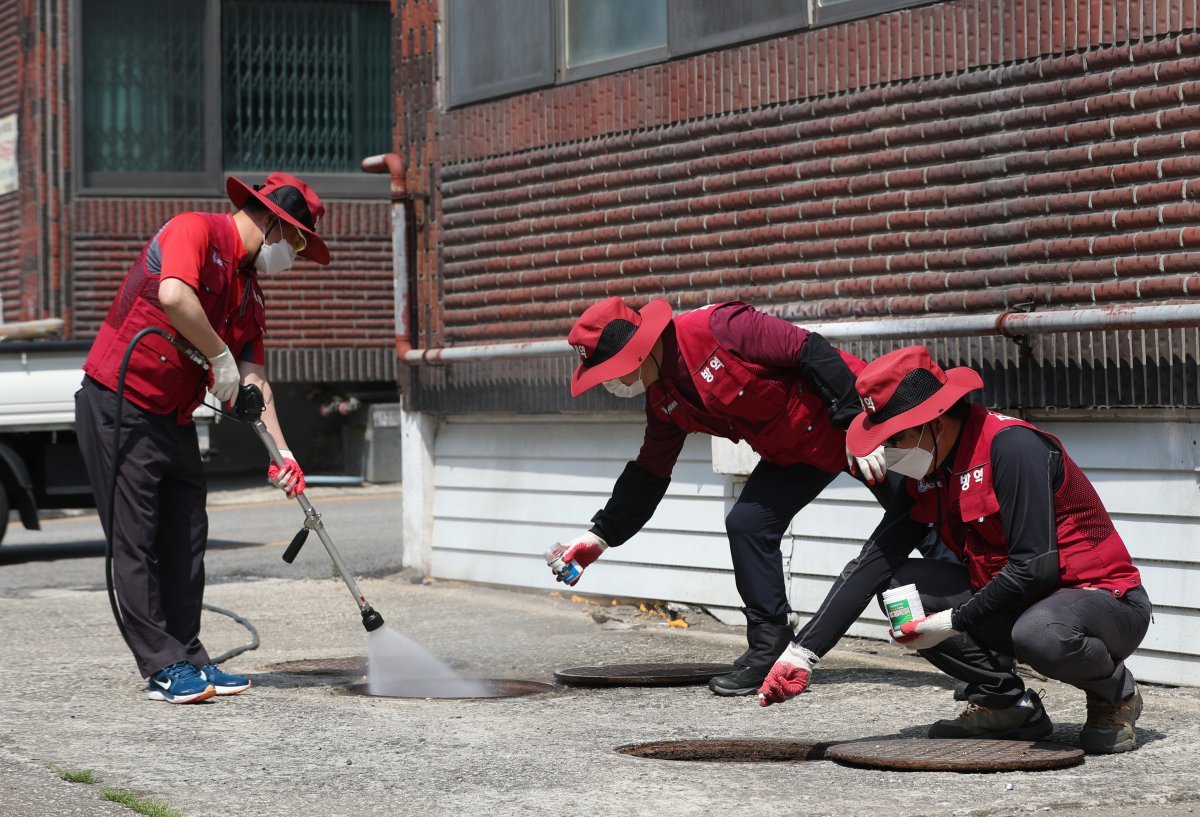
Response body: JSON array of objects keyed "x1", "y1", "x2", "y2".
[
  {"x1": 824, "y1": 737, "x2": 1084, "y2": 773},
  {"x1": 617, "y1": 739, "x2": 823, "y2": 763},
  {"x1": 554, "y1": 663, "x2": 736, "y2": 687},
  {"x1": 81, "y1": 0, "x2": 206, "y2": 173},
  {"x1": 222, "y1": 0, "x2": 392, "y2": 174}
]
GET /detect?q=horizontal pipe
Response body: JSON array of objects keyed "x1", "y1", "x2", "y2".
[
  {"x1": 0, "y1": 318, "x2": 65, "y2": 341},
  {"x1": 400, "y1": 303, "x2": 1200, "y2": 365}
]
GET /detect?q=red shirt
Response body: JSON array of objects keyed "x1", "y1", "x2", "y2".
[{"x1": 84, "y1": 212, "x2": 265, "y2": 421}]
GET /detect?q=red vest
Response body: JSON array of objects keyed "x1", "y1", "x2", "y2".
[
  {"x1": 84, "y1": 213, "x2": 264, "y2": 423},
  {"x1": 908, "y1": 405, "x2": 1141, "y2": 596},
  {"x1": 646, "y1": 302, "x2": 864, "y2": 472}
]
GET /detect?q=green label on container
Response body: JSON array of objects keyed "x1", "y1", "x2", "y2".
[{"x1": 885, "y1": 599, "x2": 914, "y2": 627}]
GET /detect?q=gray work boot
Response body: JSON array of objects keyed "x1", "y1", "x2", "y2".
[
  {"x1": 1081, "y1": 685, "x2": 1143, "y2": 754},
  {"x1": 929, "y1": 689, "x2": 1054, "y2": 740},
  {"x1": 708, "y1": 609, "x2": 793, "y2": 697}
]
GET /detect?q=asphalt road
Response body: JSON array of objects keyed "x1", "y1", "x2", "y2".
[{"x1": 0, "y1": 476, "x2": 405, "y2": 595}]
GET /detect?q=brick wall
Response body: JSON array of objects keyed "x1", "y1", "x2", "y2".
[
  {"x1": 0, "y1": 0, "x2": 17, "y2": 323},
  {"x1": 422, "y1": 2, "x2": 1200, "y2": 349},
  {"x1": 0, "y1": 0, "x2": 396, "y2": 382}
]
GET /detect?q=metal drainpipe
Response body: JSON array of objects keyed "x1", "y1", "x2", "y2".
[
  {"x1": 360, "y1": 153, "x2": 413, "y2": 359},
  {"x1": 398, "y1": 302, "x2": 1200, "y2": 364},
  {"x1": 0, "y1": 318, "x2": 65, "y2": 341}
]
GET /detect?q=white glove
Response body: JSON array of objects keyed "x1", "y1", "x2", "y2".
[
  {"x1": 207, "y1": 345, "x2": 240, "y2": 403},
  {"x1": 893, "y1": 609, "x2": 960, "y2": 650},
  {"x1": 846, "y1": 444, "x2": 887, "y2": 485}
]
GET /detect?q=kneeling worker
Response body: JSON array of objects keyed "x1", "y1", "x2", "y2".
[{"x1": 759, "y1": 345, "x2": 1151, "y2": 755}]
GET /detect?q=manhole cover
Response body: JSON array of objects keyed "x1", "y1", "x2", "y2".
[
  {"x1": 554, "y1": 662, "x2": 736, "y2": 686},
  {"x1": 345, "y1": 680, "x2": 556, "y2": 699},
  {"x1": 617, "y1": 739, "x2": 823, "y2": 763},
  {"x1": 265, "y1": 657, "x2": 366, "y2": 676},
  {"x1": 825, "y1": 738, "x2": 1084, "y2": 773}
]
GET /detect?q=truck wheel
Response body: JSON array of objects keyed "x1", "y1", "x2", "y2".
[{"x1": 0, "y1": 482, "x2": 8, "y2": 545}]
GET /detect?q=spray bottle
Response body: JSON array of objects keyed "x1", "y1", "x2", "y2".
[{"x1": 544, "y1": 542, "x2": 583, "y2": 585}]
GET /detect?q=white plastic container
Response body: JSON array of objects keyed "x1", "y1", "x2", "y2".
[{"x1": 881, "y1": 584, "x2": 925, "y2": 632}]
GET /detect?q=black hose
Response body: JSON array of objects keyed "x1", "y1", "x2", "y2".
[{"x1": 105, "y1": 327, "x2": 258, "y2": 666}]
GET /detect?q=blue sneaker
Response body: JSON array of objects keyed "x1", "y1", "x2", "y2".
[
  {"x1": 197, "y1": 663, "x2": 252, "y2": 696},
  {"x1": 146, "y1": 661, "x2": 215, "y2": 704}
]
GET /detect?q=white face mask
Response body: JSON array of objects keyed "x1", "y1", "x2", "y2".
[
  {"x1": 255, "y1": 221, "x2": 298, "y2": 274},
  {"x1": 884, "y1": 425, "x2": 934, "y2": 479},
  {"x1": 603, "y1": 375, "x2": 646, "y2": 399}
]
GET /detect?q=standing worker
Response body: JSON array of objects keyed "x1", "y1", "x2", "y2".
[
  {"x1": 758, "y1": 346, "x2": 1151, "y2": 754},
  {"x1": 557, "y1": 297, "x2": 911, "y2": 696},
  {"x1": 76, "y1": 173, "x2": 328, "y2": 704}
]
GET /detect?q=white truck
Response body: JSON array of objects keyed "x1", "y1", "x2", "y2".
[{"x1": 0, "y1": 325, "x2": 212, "y2": 545}]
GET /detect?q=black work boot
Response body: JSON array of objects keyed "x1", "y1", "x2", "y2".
[
  {"x1": 708, "y1": 609, "x2": 793, "y2": 697},
  {"x1": 929, "y1": 689, "x2": 1054, "y2": 740},
  {"x1": 1081, "y1": 685, "x2": 1143, "y2": 754}
]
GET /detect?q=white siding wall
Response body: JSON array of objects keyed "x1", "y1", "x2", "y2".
[{"x1": 428, "y1": 412, "x2": 1200, "y2": 687}]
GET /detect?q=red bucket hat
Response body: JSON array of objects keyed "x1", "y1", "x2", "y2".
[
  {"x1": 846, "y1": 345, "x2": 983, "y2": 455},
  {"x1": 568, "y1": 297, "x2": 672, "y2": 396},
  {"x1": 226, "y1": 172, "x2": 330, "y2": 265}
]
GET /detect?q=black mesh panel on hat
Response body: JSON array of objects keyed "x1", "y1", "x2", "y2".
[
  {"x1": 582, "y1": 319, "x2": 638, "y2": 368},
  {"x1": 871, "y1": 368, "x2": 946, "y2": 423},
  {"x1": 266, "y1": 185, "x2": 315, "y2": 230}
]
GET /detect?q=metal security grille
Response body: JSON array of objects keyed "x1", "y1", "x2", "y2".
[
  {"x1": 221, "y1": 0, "x2": 391, "y2": 174},
  {"x1": 81, "y1": 0, "x2": 206, "y2": 173}
]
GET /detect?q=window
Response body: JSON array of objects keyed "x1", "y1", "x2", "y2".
[
  {"x1": 77, "y1": 0, "x2": 392, "y2": 195},
  {"x1": 447, "y1": 0, "x2": 947, "y2": 108},
  {"x1": 445, "y1": 0, "x2": 555, "y2": 107},
  {"x1": 562, "y1": 0, "x2": 667, "y2": 82}
]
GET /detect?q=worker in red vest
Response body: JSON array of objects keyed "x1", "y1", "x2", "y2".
[
  {"x1": 75, "y1": 173, "x2": 329, "y2": 704},
  {"x1": 759, "y1": 345, "x2": 1151, "y2": 755},
  {"x1": 558, "y1": 297, "x2": 925, "y2": 696}
]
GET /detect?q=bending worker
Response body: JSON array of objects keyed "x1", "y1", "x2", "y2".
[
  {"x1": 76, "y1": 173, "x2": 328, "y2": 704},
  {"x1": 759, "y1": 345, "x2": 1151, "y2": 755},
  {"x1": 557, "y1": 296, "x2": 906, "y2": 696}
]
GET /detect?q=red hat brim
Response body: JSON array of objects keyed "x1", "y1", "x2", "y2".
[
  {"x1": 570, "y1": 299, "x2": 672, "y2": 397},
  {"x1": 226, "y1": 176, "x2": 330, "y2": 265},
  {"x1": 846, "y1": 366, "x2": 983, "y2": 455}
]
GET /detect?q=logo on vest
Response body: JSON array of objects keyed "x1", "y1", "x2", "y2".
[
  {"x1": 916, "y1": 477, "x2": 943, "y2": 493},
  {"x1": 959, "y1": 467, "x2": 985, "y2": 492},
  {"x1": 211, "y1": 250, "x2": 225, "y2": 269},
  {"x1": 660, "y1": 399, "x2": 678, "y2": 416},
  {"x1": 699, "y1": 355, "x2": 723, "y2": 383}
]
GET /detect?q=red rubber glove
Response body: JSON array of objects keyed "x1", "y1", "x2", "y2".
[
  {"x1": 554, "y1": 532, "x2": 608, "y2": 585},
  {"x1": 894, "y1": 609, "x2": 959, "y2": 650},
  {"x1": 268, "y1": 449, "x2": 306, "y2": 498},
  {"x1": 757, "y1": 643, "x2": 819, "y2": 707}
]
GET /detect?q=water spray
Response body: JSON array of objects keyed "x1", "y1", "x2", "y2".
[{"x1": 233, "y1": 385, "x2": 385, "y2": 632}]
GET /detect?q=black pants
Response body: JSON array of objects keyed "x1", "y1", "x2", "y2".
[
  {"x1": 726, "y1": 459, "x2": 903, "y2": 623},
  {"x1": 75, "y1": 377, "x2": 211, "y2": 678},
  {"x1": 885, "y1": 559, "x2": 1152, "y2": 707}
]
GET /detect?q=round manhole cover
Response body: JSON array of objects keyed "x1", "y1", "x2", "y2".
[
  {"x1": 265, "y1": 657, "x2": 367, "y2": 676},
  {"x1": 345, "y1": 680, "x2": 556, "y2": 699},
  {"x1": 617, "y1": 739, "x2": 823, "y2": 763},
  {"x1": 825, "y1": 738, "x2": 1084, "y2": 773},
  {"x1": 554, "y1": 662, "x2": 736, "y2": 687}
]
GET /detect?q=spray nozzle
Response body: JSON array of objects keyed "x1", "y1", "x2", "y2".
[{"x1": 362, "y1": 608, "x2": 385, "y2": 632}]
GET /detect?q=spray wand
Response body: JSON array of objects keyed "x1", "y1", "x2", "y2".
[{"x1": 233, "y1": 385, "x2": 385, "y2": 632}]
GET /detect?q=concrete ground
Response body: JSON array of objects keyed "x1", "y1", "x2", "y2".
[
  {"x1": 2, "y1": 569, "x2": 1199, "y2": 817},
  {"x1": 3, "y1": 478, "x2": 1199, "y2": 817}
]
